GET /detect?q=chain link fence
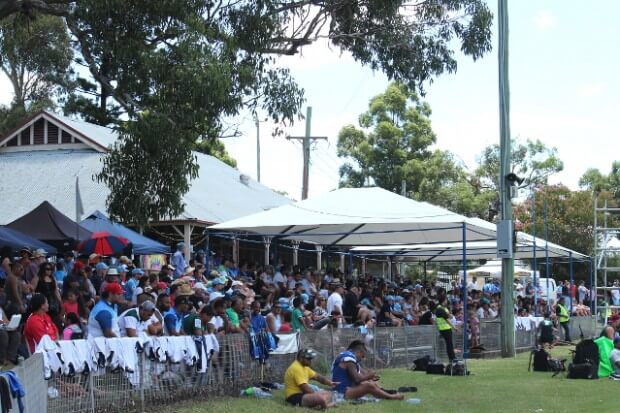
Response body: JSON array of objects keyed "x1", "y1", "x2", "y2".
[{"x1": 10, "y1": 316, "x2": 599, "y2": 413}]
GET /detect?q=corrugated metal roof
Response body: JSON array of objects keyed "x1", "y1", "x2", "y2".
[
  {"x1": 0, "y1": 148, "x2": 291, "y2": 225},
  {"x1": 45, "y1": 110, "x2": 119, "y2": 149}
]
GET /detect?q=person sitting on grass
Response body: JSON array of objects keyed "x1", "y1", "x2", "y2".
[
  {"x1": 283, "y1": 348, "x2": 338, "y2": 408},
  {"x1": 596, "y1": 326, "x2": 615, "y2": 378},
  {"x1": 609, "y1": 337, "x2": 620, "y2": 380},
  {"x1": 331, "y1": 340, "x2": 404, "y2": 401}
]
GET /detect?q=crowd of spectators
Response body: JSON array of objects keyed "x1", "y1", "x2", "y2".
[{"x1": 0, "y1": 243, "x2": 599, "y2": 369}]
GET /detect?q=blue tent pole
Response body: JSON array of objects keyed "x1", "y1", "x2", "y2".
[
  {"x1": 462, "y1": 222, "x2": 469, "y2": 359},
  {"x1": 348, "y1": 252, "x2": 353, "y2": 277},
  {"x1": 532, "y1": 189, "x2": 538, "y2": 316},
  {"x1": 569, "y1": 251, "x2": 574, "y2": 313},
  {"x1": 544, "y1": 198, "x2": 550, "y2": 312},
  {"x1": 589, "y1": 258, "x2": 594, "y2": 313},
  {"x1": 205, "y1": 230, "x2": 210, "y2": 272}
]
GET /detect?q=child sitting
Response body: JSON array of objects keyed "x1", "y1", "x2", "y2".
[{"x1": 62, "y1": 312, "x2": 84, "y2": 340}]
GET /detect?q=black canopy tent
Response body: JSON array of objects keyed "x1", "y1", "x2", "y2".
[{"x1": 7, "y1": 201, "x2": 91, "y2": 252}]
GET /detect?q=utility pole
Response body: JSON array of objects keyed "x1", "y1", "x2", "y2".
[
  {"x1": 401, "y1": 179, "x2": 407, "y2": 196},
  {"x1": 254, "y1": 115, "x2": 261, "y2": 182},
  {"x1": 287, "y1": 106, "x2": 327, "y2": 199},
  {"x1": 498, "y1": 0, "x2": 515, "y2": 357}
]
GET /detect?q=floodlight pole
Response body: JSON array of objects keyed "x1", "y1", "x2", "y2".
[{"x1": 498, "y1": 0, "x2": 515, "y2": 357}]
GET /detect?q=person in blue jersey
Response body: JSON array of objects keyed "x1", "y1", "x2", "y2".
[
  {"x1": 164, "y1": 296, "x2": 190, "y2": 336},
  {"x1": 87, "y1": 283, "x2": 124, "y2": 338},
  {"x1": 331, "y1": 340, "x2": 404, "y2": 400}
]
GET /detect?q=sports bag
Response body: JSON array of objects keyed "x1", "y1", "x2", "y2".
[
  {"x1": 426, "y1": 363, "x2": 445, "y2": 375},
  {"x1": 567, "y1": 363, "x2": 597, "y2": 379},
  {"x1": 568, "y1": 339, "x2": 599, "y2": 379}
]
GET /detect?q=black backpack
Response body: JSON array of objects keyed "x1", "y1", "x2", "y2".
[
  {"x1": 529, "y1": 348, "x2": 551, "y2": 372},
  {"x1": 568, "y1": 339, "x2": 599, "y2": 379},
  {"x1": 426, "y1": 363, "x2": 446, "y2": 375},
  {"x1": 412, "y1": 355, "x2": 433, "y2": 372}
]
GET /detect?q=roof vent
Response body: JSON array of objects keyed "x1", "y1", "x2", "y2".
[{"x1": 239, "y1": 174, "x2": 250, "y2": 186}]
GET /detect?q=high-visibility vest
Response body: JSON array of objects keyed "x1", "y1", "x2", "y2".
[
  {"x1": 435, "y1": 305, "x2": 451, "y2": 331},
  {"x1": 558, "y1": 304, "x2": 569, "y2": 323}
]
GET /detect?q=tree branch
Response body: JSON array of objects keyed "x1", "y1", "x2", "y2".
[{"x1": 0, "y1": 0, "x2": 71, "y2": 20}]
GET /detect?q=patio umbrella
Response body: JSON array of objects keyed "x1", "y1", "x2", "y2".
[{"x1": 77, "y1": 231, "x2": 129, "y2": 256}]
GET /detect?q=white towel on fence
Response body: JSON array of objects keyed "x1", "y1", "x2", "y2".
[{"x1": 272, "y1": 333, "x2": 299, "y2": 355}]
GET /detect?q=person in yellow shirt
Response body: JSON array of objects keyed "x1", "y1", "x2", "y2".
[{"x1": 284, "y1": 348, "x2": 338, "y2": 408}]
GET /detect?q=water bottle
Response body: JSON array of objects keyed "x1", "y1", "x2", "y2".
[
  {"x1": 406, "y1": 398, "x2": 422, "y2": 405},
  {"x1": 309, "y1": 384, "x2": 321, "y2": 392},
  {"x1": 240, "y1": 387, "x2": 256, "y2": 396},
  {"x1": 240, "y1": 387, "x2": 272, "y2": 398},
  {"x1": 254, "y1": 388, "x2": 273, "y2": 398}
]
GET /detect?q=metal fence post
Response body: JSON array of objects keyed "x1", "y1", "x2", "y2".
[
  {"x1": 89, "y1": 369, "x2": 95, "y2": 413},
  {"x1": 404, "y1": 327, "x2": 409, "y2": 367},
  {"x1": 329, "y1": 326, "x2": 335, "y2": 363},
  {"x1": 373, "y1": 325, "x2": 377, "y2": 370},
  {"x1": 139, "y1": 351, "x2": 145, "y2": 413}
]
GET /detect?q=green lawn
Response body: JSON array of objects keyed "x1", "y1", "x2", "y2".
[{"x1": 158, "y1": 348, "x2": 619, "y2": 413}]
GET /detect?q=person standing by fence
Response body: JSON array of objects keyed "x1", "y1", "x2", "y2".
[
  {"x1": 435, "y1": 296, "x2": 456, "y2": 361},
  {"x1": 556, "y1": 297, "x2": 571, "y2": 342}
]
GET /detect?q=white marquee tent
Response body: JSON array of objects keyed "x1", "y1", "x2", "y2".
[
  {"x1": 351, "y1": 231, "x2": 589, "y2": 262},
  {"x1": 211, "y1": 187, "x2": 497, "y2": 246}
]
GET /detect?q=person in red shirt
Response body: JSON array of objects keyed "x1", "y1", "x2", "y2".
[{"x1": 24, "y1": 293, "x2": 59, "y2": 353}]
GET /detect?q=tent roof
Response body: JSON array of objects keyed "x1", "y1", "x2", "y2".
[
  {"x1": 80, "y1": 211, "x2": 170, "y2": 255},
  {"x1": 211, "y1": 187, "x2": 497, "y2": 246},
  {"x1": 351, "y1": 231, "x2": 589, "y2": 261},
  {"x1": 0, "y1": 226, "x2": 57, "y2": 254},
  {"x1": 7, "y1": 201, "x2": 91, "y2": 244}
]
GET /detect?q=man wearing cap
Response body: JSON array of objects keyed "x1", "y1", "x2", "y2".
[
  {"x1": 207, "y1": 278, "x2": 227, "y2": 301},
  {"x1": 332, "y1": 340, "x2": 404, "y2": 401},
  {"x1": 284, "y1": 348, "x2": 338, "y2": 408},
  {"x1": 87, "y1": 283, "x2": 124, "y2": 338},
  {"x1": 164, "y1": 295, "x2": 190, "y2": 336},
  {"x1": 124, "y1": 268, "x2": 143, "y2": 302},
  {"x1": 118, "y1": 301, "x2": 158, "y2": 337},
  {"x1": 28, "y1": 248, "x2": 48, "y2": 284},
  {"x1": 100, "y1": 267, "x2": 121, "y2": 297},
  {"x1": 172, "y1": 242, "x2": 187, "y2": 279},
  {"x1": 116, "y1": 264, "x2": 128, "y2": 283},
  {"x1": 92, "y1": 262, "x2": 108, "y2": 295}
]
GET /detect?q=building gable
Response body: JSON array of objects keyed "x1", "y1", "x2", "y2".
[{"x1": 0, "y1": 111, "x2": 109, "y2": 153}]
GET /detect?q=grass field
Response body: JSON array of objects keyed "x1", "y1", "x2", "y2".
[{"x1": 159, "y1": 348, "x2": 619, "y2": 413}]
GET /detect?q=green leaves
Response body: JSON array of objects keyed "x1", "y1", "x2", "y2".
[
  {"x1": 0, "y1": 13, "x2": 72, "y2": 113},
  {"x1": 579, "y1": 161, "x2": 620, "y2": 200},
  {"x1": 97, "y1": 114, "x2": 200, "y2": 228},
  {"x1": 337, "y1": 81, "x2": 460, "y2": 208}
]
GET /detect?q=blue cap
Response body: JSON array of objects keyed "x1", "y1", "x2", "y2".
[
  {"x1": 117, "y1": 264, "x2": 128, "y2": 273},
  {"x1": 95, "y1": 262, "x2": 108, "y2": 270},
  {"x1": 212, "y1": 278, "x2": 225, "y2": 286},
  {"x1": 132, "y1": 268, "x2": 144, "y2": 276},
  {"x1": 385, "y1": 295, "x2": 394, "y2": 301}
]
